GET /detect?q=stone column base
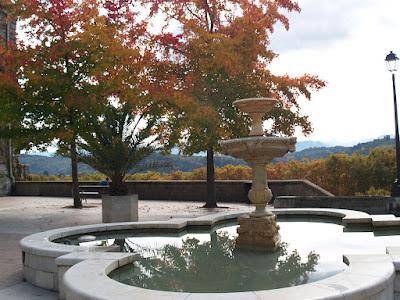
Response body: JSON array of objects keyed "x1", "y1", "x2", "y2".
[{"x1": 236, "y1": 214, "x2": 280, "y2": 251}]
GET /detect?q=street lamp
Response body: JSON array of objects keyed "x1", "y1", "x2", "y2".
[{"x1": 385, "y1": 51, "x2": 400, "y2": 196}]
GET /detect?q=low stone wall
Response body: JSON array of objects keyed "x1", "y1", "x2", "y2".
[
  {"x1": 275, "y1": 196, "x2": 400, "y2": 214},
  {"x1": 128, "y1": 180, "x2": 250, "y2": 203},
  {"x1": 14, "y1": 179, "x2": 332, "y2": 202}
]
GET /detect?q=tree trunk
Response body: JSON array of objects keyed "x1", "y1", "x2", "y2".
[
  {"x1": 205, "y1": 147, "x2": 217, "y2": 208},
  {"x1": 110, "y1": 174, "x2": 128, "y2": 196},
  {"x1": 71, "y1": 138, "x2": 82, "y2": 208}
]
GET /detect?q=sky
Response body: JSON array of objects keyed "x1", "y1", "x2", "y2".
[{"x1": 268, "y1": 0, "x2": 400, "y2": 146}]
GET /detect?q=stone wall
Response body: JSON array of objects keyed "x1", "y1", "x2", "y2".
[
  {"x1": 14, "y1": 179, "x2": 332, "y2": 202},
  {"x1": 274, "y1": 196, "x2": 400, "y2": 214}
]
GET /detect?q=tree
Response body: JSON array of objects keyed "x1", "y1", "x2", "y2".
[
  {"x1": 0, "y1": 0, "x2": 149, "y2": 207},
  {"x1": 77, "y1": 102, "x2": 164, "y2": 195},
  {"x1": 141, "y1": 0, "x2": 325, "y2": 207}
]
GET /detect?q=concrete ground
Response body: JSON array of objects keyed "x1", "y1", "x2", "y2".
[{"x1": 0, "y1": 196, "x2": 250, "y2": 299}]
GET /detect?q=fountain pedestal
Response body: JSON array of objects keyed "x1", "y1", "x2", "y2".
[
  {"x1": 237, "y1": 160, "x2": 281, "y2": 250},
  {"x1": 236, "y1": 214, "x2": 280, "y2": 250},
  {"x1": 219, "y1": 98, "x2": 296, "y2": 251}
]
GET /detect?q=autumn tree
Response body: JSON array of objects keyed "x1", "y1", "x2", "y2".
[
  {"x1": 0, "y1": 0, "x2": 151, "y2": 207},
  {"x1": 140, "y1": 0, "x2": 325, "y2": 207}
]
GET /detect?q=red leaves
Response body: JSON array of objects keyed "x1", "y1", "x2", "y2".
[
  {"x1": 48, "y1": 0, "x2": 74, "y2": 33},
  {"x1": 158, "y1": 32, "x2": 183, "y2": 47},
  {"x1": 103, "y1": 0, "x2": 132, "y2": 23},
  {"x1": 152, "y1": 32, "x2": 184, "y2": 55}
]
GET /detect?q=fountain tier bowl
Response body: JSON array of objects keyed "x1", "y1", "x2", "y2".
[
  {"x1": 219, "y1": 136, "x2": 296, "y2": 162},
  {"x1": 233, "y1": 97, "x2": 278, "y2": 114}
]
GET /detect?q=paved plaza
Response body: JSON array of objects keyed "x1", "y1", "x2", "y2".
[{"x1": 0, "y1": 196, "x2": 250, "y2": 299}]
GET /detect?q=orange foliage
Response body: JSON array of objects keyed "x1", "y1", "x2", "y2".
[{"x1": 140, "y1": 0, "x2": 326, "y2": 154}]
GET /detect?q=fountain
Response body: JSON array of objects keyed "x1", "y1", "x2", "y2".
[
  {"x1": 219, "y1": 98, "x2": 296, "y2": 250},
  {"x1": 19, "y1": 101, "x2": 400, "y2": 299}
]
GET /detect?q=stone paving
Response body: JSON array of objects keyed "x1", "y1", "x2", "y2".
[{"x1": 0, "y1": 196, "x2": 250, "y2": 299}]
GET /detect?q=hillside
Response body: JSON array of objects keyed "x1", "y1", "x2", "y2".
[
  {"x1": 19, "y1": 153, "x2": 247, "y2": 176},
  {"x1": 20, "y1": 136, "x2": 395, "y2": 175},
  {"x1": 275, "y1": 136, "x2": 394, "y2": 162},
  {"x1": 19, "y1": 155, "x2": 96, "y2": 175}
]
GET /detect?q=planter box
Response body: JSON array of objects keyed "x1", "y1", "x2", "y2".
[{"x1": 102, "y1": 194, "x2": 138, "y2": 223}]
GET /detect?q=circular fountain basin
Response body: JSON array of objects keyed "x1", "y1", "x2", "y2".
[
  {"x1": 20, "y1": 209, "x2": 399, "y2": 299},
  {"x1": 55, "y1": 217, "x2": 400, "y2": 293}
]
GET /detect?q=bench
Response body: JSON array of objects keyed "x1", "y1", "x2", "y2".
[
  {"x1": 79, "y1": 191, "x2": 100, "y2": 203},
  {"x1": 78, "y1": 185, "x2": 109, "y2": 203}
]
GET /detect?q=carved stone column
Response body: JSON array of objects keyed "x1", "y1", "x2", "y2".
[
  {"x1": 248, "y1": 161, "x2": 272, "y2": 217},
  {"x1": 236, "y1": 160, "x2": 280, "y2": 251}
]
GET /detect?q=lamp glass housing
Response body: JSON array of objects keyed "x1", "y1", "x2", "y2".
[{"x1": 386, "y1": 51, "x2": 399, "y2": 72}]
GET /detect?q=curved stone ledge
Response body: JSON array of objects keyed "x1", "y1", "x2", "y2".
[
  {"x1": 61, "y1": 252, "x2": 394, "y2": 300},
  {"x1": 19, "y1": 208, "x2": 400, "y2": 293}
]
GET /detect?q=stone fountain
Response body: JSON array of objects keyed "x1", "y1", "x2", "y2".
[{"x1": 219, "y1": 98, "x2": 296, "y2": 250}]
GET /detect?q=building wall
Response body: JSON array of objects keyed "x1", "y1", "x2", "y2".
[
  {"x1": 0, "y1": 7, "x2": 16, "y2": 195},
  {"x1": 0, "y1": 142, "x2": 11, "y2": 195},
  {"x1": 0, "y1": 9, "x2": 16, "y2": 43}
]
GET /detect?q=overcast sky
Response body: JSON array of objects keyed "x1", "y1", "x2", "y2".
[{"x1": 268, "y1": 0, "x2": 400, "y2": 145}]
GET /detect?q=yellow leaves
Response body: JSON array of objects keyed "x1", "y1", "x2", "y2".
[{"x1": 125, "y1": 164, "x2": 252, "y2": 180}]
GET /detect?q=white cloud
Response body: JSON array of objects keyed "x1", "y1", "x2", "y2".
[
  {"x1": 270, "y1": 0, "x2": 366, "y2": 52},
  {"x1": 269, "y1": 0, "x2": 400, "y2": 145}
]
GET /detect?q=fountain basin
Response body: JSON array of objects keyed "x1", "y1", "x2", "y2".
[
  {"x1": 233, "y1": 98, "x2": 278, "y2": 115},
  {"x1": 19, "y1": 208, "x2": 400, "y2": 299},
  {"x1": 60, "y1": 218, "x2": 349, "y2": 292},
  {"x1": 63, "y1": 252, "x2": 394, "y2": 300},
  {"x1": 219, "y1": 136, "x2": 296, "y2": 162}
]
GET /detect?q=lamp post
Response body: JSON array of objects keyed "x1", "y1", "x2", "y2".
[{"x1": 386, "y1": 51, "x2": 400, "y2": 196}]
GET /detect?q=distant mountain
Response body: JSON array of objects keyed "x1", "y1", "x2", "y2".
[
  {"x1": 19, "y1": 153, "x2": 247, "y2": 176},
  {"x1": 20, "y1": 136, "x2": 395, "y2": 175},
  {"x1": 19, "y1": 155, "x2": 96, "y2": 176},
  {"x1": 295, "y1": 141, "x2": 328, "y2": 151},
  {"x1": 171, "y1": 141, "x2": 328, "y2": 155},
  {"x1": 275, "y1": 135, "x2": 394, "y2": 162}
]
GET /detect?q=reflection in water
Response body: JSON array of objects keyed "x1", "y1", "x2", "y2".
[
  {"x1": 59, "y1": 220, "x2": 400, "y2": 291},
  {"x1": 110, "y1": 232, "x2": 319, "y2": 293}
]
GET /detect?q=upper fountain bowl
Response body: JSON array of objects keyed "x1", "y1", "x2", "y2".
[
  {"x1": 234, "y1": 98, "x2": 278, "y2": 115},
  {"x1": 219, "y1": 136, "x2": 296, "y2": 163}
]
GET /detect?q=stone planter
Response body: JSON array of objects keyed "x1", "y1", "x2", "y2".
[{"x1": 102, "y1": 194, "x2": 138, "y2": 223}]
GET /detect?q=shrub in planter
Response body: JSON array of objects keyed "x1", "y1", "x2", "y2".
[
  {"x1": 78, "y1": 102, "x2": 165, "y2": 222},
  {"x1": 78, "y1": 102, "x2": 161, "y2": 196}
]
